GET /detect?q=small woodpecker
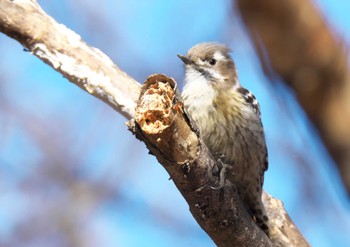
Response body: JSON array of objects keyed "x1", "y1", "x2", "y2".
[{"x1": 178, "y1": 42, "x2": 269, "y2": 235}]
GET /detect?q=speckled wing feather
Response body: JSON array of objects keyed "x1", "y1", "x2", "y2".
[{"x1": 237, "y1": 87, "x2": 268, "y2": 175}]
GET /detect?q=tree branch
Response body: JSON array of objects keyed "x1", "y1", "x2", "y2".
[
  {"x1": 128, "y1": 74, "x2": 272, "y2": 246},
  {"x1": 128, "y1": 74, "x2": 309, "y2": 247},
  {"x1": 236, "y1": 0, "x2": 350, "y2": 194},
  {"x1": 0, "y1": 0, "x2": 140, "y2": 119},
  {"x1": 0, "y1": 0, "x2": 309, "y2": 245}
]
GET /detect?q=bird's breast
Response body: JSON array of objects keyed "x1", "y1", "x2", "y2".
[{"x1": 182, "y1": 85, "x2": 261, "y2": 170}]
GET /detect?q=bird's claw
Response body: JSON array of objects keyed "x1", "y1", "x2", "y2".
[{"x1": 210, "y1": 157, "x2": 228, "y2": 190}]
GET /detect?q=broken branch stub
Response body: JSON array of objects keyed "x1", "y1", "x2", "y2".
[{"x1": 134, "y1": 74, "x2": 199, "y2": 164}]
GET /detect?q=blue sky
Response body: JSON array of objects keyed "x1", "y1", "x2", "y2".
[{"x1": 0, "y1": 0, "x2": 350, "y2": 246}]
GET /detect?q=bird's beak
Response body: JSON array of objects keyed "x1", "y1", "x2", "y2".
[{"x1": 177, "y1": 54, "x2": 191, "y2": 65}]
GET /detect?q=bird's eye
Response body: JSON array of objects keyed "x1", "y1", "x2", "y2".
[{"x1": 208, "y1": 58, "x2": 216, "y2": 65}]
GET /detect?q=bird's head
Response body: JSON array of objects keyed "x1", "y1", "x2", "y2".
[{"x1": 178, "y1": 42, "x2": 238, "y2": 89}]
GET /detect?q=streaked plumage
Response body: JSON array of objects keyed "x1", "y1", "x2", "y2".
[{"x1": 179, "y1": 42, "x2": 269, "y2": 234}]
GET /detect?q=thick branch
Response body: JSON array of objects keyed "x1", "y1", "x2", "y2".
[
  {"x1": 129, "y1": 74, "x2": 308, "y2": 247},
  {"x1": 236, "y1": 0, "x2": 350, "y2": 194},
  {"x1": 0, "y1": 0, "x2": 140, "y2": 119}
]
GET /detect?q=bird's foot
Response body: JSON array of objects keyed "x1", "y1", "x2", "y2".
[{"x1": 210, "y1": 155, "x2": 228, "y2": 190}]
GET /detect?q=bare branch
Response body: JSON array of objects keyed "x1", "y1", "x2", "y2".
[
  {"x1": 236, "y1": 0, "x2": 350, "y2": 194},
  {"x1": 0, "y1": 0, "x2": 140, "y2": 119},
  {"x1": 263, "y1": 193, "x2": 310, "y2": 247},
  {"x1": 129, "y1": 74, "x2": 309, "y2": 247},
  {"x1": 128, "y1": 74, "x2": 272, "y2": 247}
]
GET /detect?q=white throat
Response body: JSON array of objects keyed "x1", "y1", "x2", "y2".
[{"x1": 181, "y1": 67, "x2": 217, "y2": 109}]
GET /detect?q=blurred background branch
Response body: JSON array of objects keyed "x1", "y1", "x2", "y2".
[{"x1": 236, "y1": 0, "x2": 350, "y2": 195}]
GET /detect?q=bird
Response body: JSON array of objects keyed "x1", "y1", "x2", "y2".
[{"x1": 178, "y1": 42, "x2": 269, "y2": 235}]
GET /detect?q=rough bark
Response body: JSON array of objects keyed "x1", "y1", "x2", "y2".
[
  {"x1": 128, "y1": 74, "x2": 309, "y2": 247},
  {"x1": 0, "y1": 0, "x2": 310, "y2": 246},
  {"x1": 263, "y1": 193, "x2": 309, "y2": 247},
  {"x1": 236, "y1": 0, "x2": 350, "y2": 195}
]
